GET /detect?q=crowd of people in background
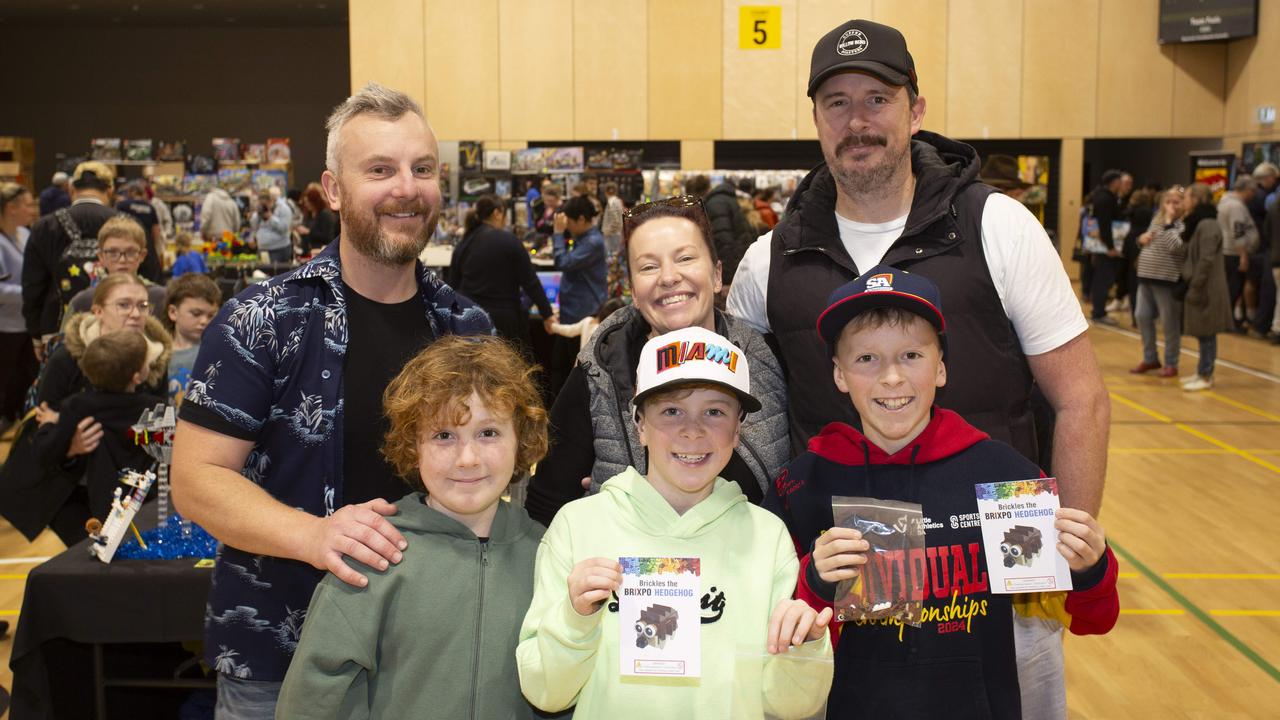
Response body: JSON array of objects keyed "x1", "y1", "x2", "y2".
[
  {"x1": 1080, "y1": 161, "x2": 1280, "y2": 391},
  {"x1": 0, "y1": 15, "x2": 1273, "y2": 717}
]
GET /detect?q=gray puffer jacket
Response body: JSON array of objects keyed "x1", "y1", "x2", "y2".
[{"x1": 579, "y1": 304, "x2": 789, "y2": 494}]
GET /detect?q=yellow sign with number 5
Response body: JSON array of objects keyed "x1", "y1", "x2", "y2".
[{"x1": 738, "y1": 6, "x2": 781, "y2": 49}]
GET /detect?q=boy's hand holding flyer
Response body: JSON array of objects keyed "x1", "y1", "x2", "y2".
[
  {"x1": 617, "y1": 557, "x2": 702, "y2": 678},
  {"x1": 975, "y1": 478, "x2": 1073, "y2": 593}
]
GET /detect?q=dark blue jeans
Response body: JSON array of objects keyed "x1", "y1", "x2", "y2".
[{"x1": 1195, "y1": 335, "x2": 1217, "y2": 378}]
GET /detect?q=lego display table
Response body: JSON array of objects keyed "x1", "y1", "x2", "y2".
[{"x1": 9, "y1": 505, "x2": 213, "y2": 720}]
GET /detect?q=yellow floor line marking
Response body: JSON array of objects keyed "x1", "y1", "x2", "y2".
[
  {"x1": 1173, "y1": 423, "x2": 1280, "y2": 474},
  {"x1": 1204, "y1": 392, "x2": 1280, "y2": 422},
  {"x1": 1165, "y1": 574, "x2": 1280, "y2": 580},
  {"x1": 1210, "y1": 610, "x2": 1280, "y2": 617},
  {"x1": 1109, "y1": 448, "x2": 1230, "y2": 455},
  {"x1": 1109, "y1": 392, "x2": 1172, "y2": 422},
  {"x1": 1118, "y1": 572, "x2": 1140, "y2": 579},
  {"x1": 1121, "y1": 609, "x2": 1185, "y2": 615},
  {"x1": 1110, "y1": 391, "x2": 1280, "y2": 475},
  {"x1": 0, "y1": 610, "x2": 18, "y2": 616},
  {"x1": 0, "y1": 573, "x2": 28, "y2": 580}
]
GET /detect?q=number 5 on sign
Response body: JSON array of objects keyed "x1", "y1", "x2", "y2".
[{"x1": 738, "y1": 6, "x2": 781, "y2": 49}]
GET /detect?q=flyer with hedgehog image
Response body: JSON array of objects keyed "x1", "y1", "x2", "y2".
[
  {"x1": 618, "y1": 557, "x2": 701, "y2": 678},
  {"x1": 975, "y1": 478, "x2": 1072, "y2": 593}
]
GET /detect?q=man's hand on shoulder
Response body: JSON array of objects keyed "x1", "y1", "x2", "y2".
[{"x1": 305, "y1": 498, "x2": 408, "y2": 587}]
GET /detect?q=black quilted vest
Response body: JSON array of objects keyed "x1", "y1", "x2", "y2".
[{"x1": 766, "y1": 132, "x2": 1037, "y2": 463}]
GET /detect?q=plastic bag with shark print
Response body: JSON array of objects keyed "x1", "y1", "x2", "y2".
[{"x1": 830, "y1": 496, "x2": 926, "y2": 627}]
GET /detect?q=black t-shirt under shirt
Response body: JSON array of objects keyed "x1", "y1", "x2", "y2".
[{"x1": 342, "y1": 281, "x2": 432, "y2": 506}]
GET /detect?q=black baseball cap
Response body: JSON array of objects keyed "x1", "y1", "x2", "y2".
[
  {"x1": 816, "y1": 264, "x2": 946, "y2": 357},
  {"x1": 807, "y1": 19, "x2": 918, "y2": 98}
]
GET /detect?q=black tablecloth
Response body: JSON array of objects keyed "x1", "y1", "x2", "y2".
[{"x1": 9, "y1": 504, "x2": 213, "y2": 719}]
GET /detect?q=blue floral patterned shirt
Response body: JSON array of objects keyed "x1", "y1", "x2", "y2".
[{"x1": 180, "y1": 238, "x2": 492, "y2": 682}]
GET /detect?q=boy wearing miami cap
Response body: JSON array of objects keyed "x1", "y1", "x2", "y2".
[
  {"x1": 518, "y1": 326, "x2": 833, "y2": 719},
  {"x1": 764, "y1": 265, "x2": 1118, "y2": 719}
]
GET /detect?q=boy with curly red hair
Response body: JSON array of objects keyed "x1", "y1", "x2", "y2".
[{"x1": 278, "y1": 335, "x2": 550, "y2": 719}]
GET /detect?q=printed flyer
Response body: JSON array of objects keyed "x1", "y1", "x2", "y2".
[
  {"x1": 618, "y1": 557, "x2": 701, "y2": 678},
  {"x1": 975, "y1": 478, "x2": 1072, "y2": 593}
]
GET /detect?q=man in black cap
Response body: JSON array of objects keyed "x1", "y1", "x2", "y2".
[
  {"x1": 22, "y1": 161, "x2": 121, "y2": 358},
  {"x1": 727, "y1": 20, "x2": 1110, "y2": 716}
]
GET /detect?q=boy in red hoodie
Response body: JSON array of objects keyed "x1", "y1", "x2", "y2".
[{"x1": 765, "y1": 264, "x2": 1118, "y2": 719}]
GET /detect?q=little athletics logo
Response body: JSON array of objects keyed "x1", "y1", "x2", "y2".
[{"x1": 837, "y1": 28, "x2": 869, "y2": 56}]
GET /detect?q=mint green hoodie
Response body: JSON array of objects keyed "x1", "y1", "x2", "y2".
[
  {"x1": 276, "y1": 494, "x2": 543, "y2": 720},
  {"x1": 517, "y1": 467, "x2": 833, "y2": 719}
]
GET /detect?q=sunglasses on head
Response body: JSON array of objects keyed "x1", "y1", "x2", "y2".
[{"x1": 623, "y1": 194, "x2": 703, "y2": 220}]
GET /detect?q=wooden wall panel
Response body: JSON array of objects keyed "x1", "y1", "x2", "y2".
[
  {"x1": 648, "y1": 0, "x2": 722, "y2": 140},
  {"x1": 1096, "y1": 0, "x2": 1173, "y2": 137},
  {"x1": 872, "y1": 0, "x2": 949, "y2": 136},
  {"x1": 681, "y1": 140, "x2": 715, "y2": 170},
  {"x1": 722, "y1": 0, "x2": 798, "y2": 139},
  {"x1": 573, "y1": 0, "x2": 647, "y2": 140},
  {"x1": 498, "y1": 0, "x2": 574, "y2": 141},
  {"x1": 1171, "y1": 42, "x2": 1225, "y2": 138},
  {"x1": 349, "y1": 0, "x2": 425, "y2": 107},
  {"x1": 1224, "y1": 0, "x2": 1279, "y2": 139},
  {"x1": 424, "y1": 0, "x2": 499, "y2": 140},
  {"x1": 1058, "y1": 137, "x2": 1084, "y2": 276},
  {"x1": 947, "y1": 0, "x2": 1022, "y2": 138},
  {"x1": 793, "y1": 0, "x2": 872, "y2": 141},
  {"x1": 1022, "y1": 0, "x2": 1098, "y2": 138}
]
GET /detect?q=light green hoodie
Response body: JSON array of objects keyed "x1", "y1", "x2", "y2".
[
  {"x1": 517, "y1": 467, "x2": 833, "y2": 719},
  {"x1": 277, "y1": 494, "x2": 543, "y2": 720}
]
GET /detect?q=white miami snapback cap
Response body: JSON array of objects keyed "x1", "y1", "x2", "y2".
[{"x1": 633, "y1": 326, "x2": 761, "y2": 414}]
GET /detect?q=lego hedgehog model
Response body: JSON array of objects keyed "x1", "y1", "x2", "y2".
[
  {"x1": 1000, "y1": 525, "x2": 1043, "y2": 568},
  {"x1": 635, "y1": 604, "x2": 679, "y2": 649}
]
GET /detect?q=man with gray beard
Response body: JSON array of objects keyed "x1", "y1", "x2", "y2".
[
  {"x1": 170, "y1": 83, "x2": 491, "y2": 718},
  {"x1": 727, "y1": 18, "x2": 1110, "y2": 720}
]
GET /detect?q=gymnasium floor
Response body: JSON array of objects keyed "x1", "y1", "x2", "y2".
[{"x1": 0, "y1": 314, "x2": 1276, "y2": 718}]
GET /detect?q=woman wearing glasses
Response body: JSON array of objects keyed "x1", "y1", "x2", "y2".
[
  {"x1": 34, "y1": 272, "x2": 172, "y2": 420},
  {"x1": 525, "y1": 196, "x2": 788, "y2": 526},
  {"x1": 6, "y1": 272, "x2": 173, "y2": 544}
]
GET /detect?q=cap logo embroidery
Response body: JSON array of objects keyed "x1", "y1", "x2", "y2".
[
  {"x1": 837, "y1": 28, "x2": 869, "y2": 56},
  {"x1": 655, "y1": 341, "x2": 740, "y2": 374},
  {"x1": 865, "y1": 273, "x2": 894, "y2": 291}
]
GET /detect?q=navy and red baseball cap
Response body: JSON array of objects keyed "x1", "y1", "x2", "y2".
[{"x1": 816, "y1": 264, "x2": 946, "y2": 357}]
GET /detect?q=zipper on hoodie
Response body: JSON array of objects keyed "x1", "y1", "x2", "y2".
[{"x1": 469, "y1": 541, "x2": 489, "y2": 720}]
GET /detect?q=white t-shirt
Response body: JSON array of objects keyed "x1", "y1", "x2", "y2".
[{"x1": 726, "y1": 193, "x2": 1087, "y2": 357}]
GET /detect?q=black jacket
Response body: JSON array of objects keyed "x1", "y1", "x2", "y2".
[
  {"x1": 765, "y1": 131, "x2": 1039, "y2": 464},
  {"x1": 22, "y1": 201, "x2": 118, "y2": 337},
  {"x1": 303, "y1": 208, "x2": 337, "y2": 253},
  {"x1": 449, "y1": 224, "x2": 552, "y2": 344},
  {"x1": 1087, "y1": 185, "x2": 1120, "y2": 251},
  {"x1": 703, "y1": 182, "x2": 756, "y2": 284},
  {"x1": 34, "y1": 389, "x2": 163, "y2": 520}
]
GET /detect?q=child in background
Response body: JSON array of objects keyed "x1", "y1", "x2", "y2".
[
  {"x1": 517, "y1": 326, "x2": 833, "y2": 719},
  {"x1": 766, "y1": 265, "x2": 1118, "y2": 719},
  {"x1": 277, "y1": 336, "x2": 550, "y2": 719},
  {"x1": 169, "y1": 232, "x2": 208, "y2": 277},
  {"x1": 545, "y1": 297, "x2": 627, "y2": 352},
  {"x1": 163, "y1": 273, "x2": 221, "y2": 405},
  {"x1": 34, "y1": 330, "x2": 163, "y2": 522}
]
